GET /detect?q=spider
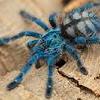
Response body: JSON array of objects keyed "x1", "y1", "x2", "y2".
[{"x1": 0, "y1": 2, "x2": 100, "y2": 98}]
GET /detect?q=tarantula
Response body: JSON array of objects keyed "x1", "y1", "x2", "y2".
[{"x1": 0, "y1": 2, "x2": 100, "y2": 98}]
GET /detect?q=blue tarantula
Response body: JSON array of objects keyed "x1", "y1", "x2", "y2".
[{"x1": 0, "y1": 2, "x2": 100, "y2": 98}]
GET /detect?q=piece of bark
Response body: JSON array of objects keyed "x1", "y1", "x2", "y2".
[{"x1": 0, "y1": 0, "x2": 100, "y2": 100}]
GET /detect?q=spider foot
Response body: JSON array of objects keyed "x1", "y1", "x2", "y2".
[
  {"x1": 7, "y1": 73, "x2": 23, "y2": 91},
  {"x1": 20, "y1": 10, "x2": 32, "y2": 21},
  {"x1": 7, "y1": 81, "x2": 21, "y2": 91},
  {"x1": 0, "y1": 38, "x2": 9, "y2": 46},
  {"x1": 45, "y1": 78, "x2": 53, "y2": 98},
  {"x1": 79, "y1": 66, "x2": 88, "y2": 75}
]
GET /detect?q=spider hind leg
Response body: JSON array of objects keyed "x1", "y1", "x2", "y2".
[{"x1": 64, "y1": 44, "x2": 88, "y2": 75}]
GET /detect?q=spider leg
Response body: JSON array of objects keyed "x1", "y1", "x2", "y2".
[
  {"x1": 87, "y1": 34, "x2": 100, "y2": 44},
  {"x1": 90, "y1": 16, "x2": 100, "y2": 33},
  {"x1": 0, "y1": 31, "x2": 42, "y2": 46},
  {"x1": 20, "y1": 10, "x2": 49, "y2": 31},
  {"x1": 45, "y1": 55, "x2": 58, "y2": 98},
  {"x1": 64, "y1": 44, "x2": 88, "y2": 75},
  {"x1": 35, "y1": 57, "x2": 64, "y2": 70},
  {"x1": 74, "y1": 36, "x2": 87, "y2": 45},
  {"x1": 27, "y1": 40, "x2": 43, "y2": 69},
  {"x1": 74, "y1": 35, "x2": 100, "y2": 45},
  {"x1": 26, "y1": 39, "x2": 38, "y2": 49},
  {"x1": 7, "y1": 54, "x2": 39, "y2": 90},
  {"x1": 73, "y1": 2, "x2": 100, "y2": 13},
  {"x1": 49, "y1": 13, "x2": 57, "y2": 28}
]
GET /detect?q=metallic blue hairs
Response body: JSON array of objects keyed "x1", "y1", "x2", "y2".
[{"x1": 0, "y1": 2, "x2": 100, "y2": 98}]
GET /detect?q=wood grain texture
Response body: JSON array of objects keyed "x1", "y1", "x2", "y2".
[{"x1": 0, "y1": 0, "x2": 100, "y2": 100}]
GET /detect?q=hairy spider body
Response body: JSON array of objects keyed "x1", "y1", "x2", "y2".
[{"x1": 0, "y1": 2, "x2": 100, "y2": 98}]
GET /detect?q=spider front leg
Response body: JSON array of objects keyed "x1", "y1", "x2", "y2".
[
  {"x1": 20, "y1": 10, "x2": 49, "y2": 31},
  {"x1": 49, "y1": 13, "x2": 57, "y2": 28},
  {"x1": 0, "y1": 31, "x2": 42, "y2": 46},
  {"x1": 64, "y1": 44, "x2": 88, "y2": 75},
  {"x1": 7, "y1": 54, "x2": 39, "y2": 90}
]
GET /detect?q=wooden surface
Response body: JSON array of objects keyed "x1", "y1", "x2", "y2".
[{"x1": 0, "y1": 0, "x2": 100, "y2": 100}]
